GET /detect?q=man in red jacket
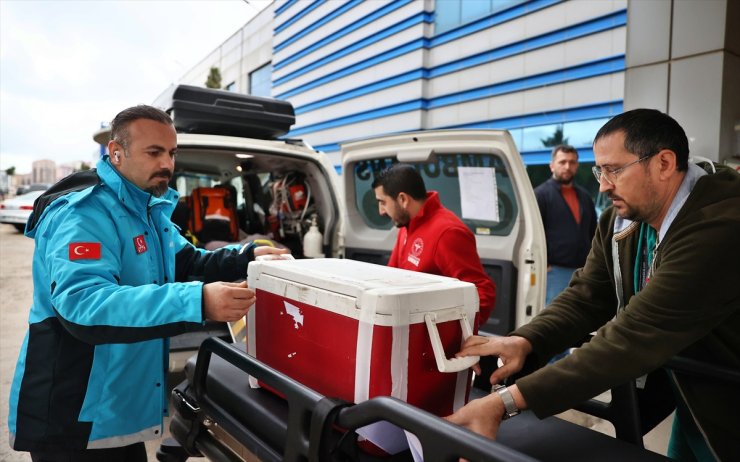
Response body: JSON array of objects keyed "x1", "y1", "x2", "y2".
[{"x1": 372, "y1": 164, "x2": 496, "y2": 325}]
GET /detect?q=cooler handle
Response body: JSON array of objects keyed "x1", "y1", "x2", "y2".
[{"x1": 424, "y1": 312, "x2": 479, "y2": 373}]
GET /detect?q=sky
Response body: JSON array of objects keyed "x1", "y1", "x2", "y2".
[{"x1": 0, "y1": 0, "x2": 271, "y2": 175}]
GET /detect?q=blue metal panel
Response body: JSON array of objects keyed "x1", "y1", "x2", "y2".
[
  {"x1": 428, "y1": 10, "x2": 627, "y2": 78},
  {"x1": 273, "y1": 12, "x2": 432, "y2": 87},
  {"x1": 277, "y1": 9, "x2": 626, "y2": 102},
  {"x1": 276, "y1": 38, "x2": 426, "y2": 99},
  {"x1": 288, "y1": 57, "x2": 624, "y2": 134},
  {"x1": 275, "y1": 0, "x2": 360, "y2": 51},
  {"x1": 308, "y1": 101, "x2": 621, "y2": 159},
  {"x1": 274, "y1": 0, "x2": 326, "y2": 34},
  {"x1": 294, "y1": 54, "x2": 623, "y2": 115},
  {"x1": 427, "y1": 55, "x2": 625, "y2": 110},
  {"x1": 444, "y1": 101, "x2": 623, "y2": 131},
  {"x1": 430, "y1": 0, "x2": 562, "y2": 47},
  {"x1": 275, "y1": 0, "x2": 299, "y2": 18},
  {"x1": 273, "y1": 0, "x2": 413, "y2": 68}
]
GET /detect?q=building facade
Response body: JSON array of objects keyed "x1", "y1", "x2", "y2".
[
  {"x1": 31, "y1": 159, "x2": 56, "y2": 185},
  {"x1": 167, "y1": 0, "x2": 738, "y2": 171}
]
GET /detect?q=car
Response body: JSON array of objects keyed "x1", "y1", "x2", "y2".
[
  {"x1": 0, "y1": 190, "x2": 44, "y2": 232},
  {"x1": 15, "y1": 183, "x2": 53, "y2": 196}
]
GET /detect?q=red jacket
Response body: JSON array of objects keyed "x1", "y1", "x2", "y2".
[{"x1": 388, "y1": 192, "x2": 496, "y2": 323}]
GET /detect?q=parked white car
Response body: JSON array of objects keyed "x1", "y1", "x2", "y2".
[{"x1": 0, "y1": 190, "x2": 44, "y2": 232}]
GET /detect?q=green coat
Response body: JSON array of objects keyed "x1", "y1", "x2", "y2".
[{"x1": 514, "y1": 163, "x2": 740, "y2": 460}]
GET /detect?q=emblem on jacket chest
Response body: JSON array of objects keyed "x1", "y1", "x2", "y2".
[
  {"x1": 406, "y1": 237, "x2": 424, "y2": 267},
  {"x1": 133, "y1": 235, "x2": 148, "y2": 254}
]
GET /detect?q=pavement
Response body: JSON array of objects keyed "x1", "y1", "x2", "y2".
[{"x1": 0, "y1": 223, "x2": 672, "y2": 461}]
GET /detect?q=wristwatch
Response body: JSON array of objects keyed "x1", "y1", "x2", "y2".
[{"x1": 492, "y1": 384, "x2": 520, "y2": 419}]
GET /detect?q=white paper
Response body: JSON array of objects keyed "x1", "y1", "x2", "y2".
[
  {"x1": 355, "y1": 423, "x2": 427, "y2": 461},
  {"x1": 405, "y1": 431, "x2": 424, "y2": 462},
  {"x1": 458, "y1": 167, "x2": 499, "y2": 222},
  {"x1": 356, "y1": 421, "x2": 409, "y2": 454}
]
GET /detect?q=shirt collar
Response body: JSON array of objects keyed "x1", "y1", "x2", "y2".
[{"x1": 657, "y1": 163, "x2": 706, "y2": 242}]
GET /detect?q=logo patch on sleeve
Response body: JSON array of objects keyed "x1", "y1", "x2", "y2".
[
  {"x1": 133, "y1": 235, "x2": 148, "y2": 254},
  {"x1": 69, "y1": 242, "x2": 102, "y2": 260}
]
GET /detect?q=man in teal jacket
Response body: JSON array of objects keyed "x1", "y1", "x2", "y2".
[
  {"x1": 8, "y1": 105, "x2": 287, "y2": 461},
  {"x1": 448, "y1": 109, "x2": 740, "y2": 461}
]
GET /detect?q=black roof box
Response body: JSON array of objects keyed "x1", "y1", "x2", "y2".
[{"x1": 159, "y1": 85, "x2": 295, "y2": 140}]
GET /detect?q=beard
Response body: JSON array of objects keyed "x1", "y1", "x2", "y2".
[
  {"x1": 393, "y1": 209, "x2": 411, "y2": 228},
  {"x1": 146, "y1": 169, "x2": 172, "y2": 197},
  {"x1": 146, "y1": 181, "x2": 170, "y2": 197},
  {"x1": 609, "y1": 183, "x2": 660, "y2": 223},
  {"x1": 553, "y1": 172, "x2": 574, "y2": 184}
]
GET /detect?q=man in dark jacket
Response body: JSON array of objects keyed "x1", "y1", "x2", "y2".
[
  {"x1": 534, "y1": 145, "x2": 597, "y2": 305},
  {"x1": 448, "y1": 109, "x2": 740, "y2": 461}
]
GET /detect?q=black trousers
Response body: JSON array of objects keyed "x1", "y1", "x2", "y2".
[{"x1": 30, "y1": 442, "x2": 147, "y2": 462}]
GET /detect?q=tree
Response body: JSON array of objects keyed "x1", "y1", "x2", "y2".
[
  {"x1": 205, "y1": 67, "x2": 222, "y2": 89},
  {"x1": 540, "y1": 125, "x2": 569, "y2": 147},
  {"x1": 5, "y1": 166, "x2": 15, "y2": 176},
  {"x1": 80, "y1": 162, "x2": 91, "y2": 171}
]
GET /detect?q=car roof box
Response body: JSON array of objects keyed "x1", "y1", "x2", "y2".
[{"x1": 160, "y1": 85, "x2": 295, "y2": 140}]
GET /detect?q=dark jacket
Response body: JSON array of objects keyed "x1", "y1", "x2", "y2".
[
  {"x1": 515, "y1": 164, "x2": 740, "y2": 461},
  {"x1": 534, "y1": 178, "x2": 597, "y2": 268}
]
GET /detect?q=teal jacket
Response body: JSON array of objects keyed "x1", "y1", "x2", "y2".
[{"x1": 9, "y1": 157, "x2": 251, "y2": 451}]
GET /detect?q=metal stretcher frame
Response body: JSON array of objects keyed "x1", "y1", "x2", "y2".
[
  {"x1": 184, "y1": 337, "x2": 537, "y2": 462},
  {"x1": 165, "y1": 337, "x2": 675, "y2": 462}
]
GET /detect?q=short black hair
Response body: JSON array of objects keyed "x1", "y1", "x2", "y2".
[
  {"x1": 110, "y1": 105, "x2": 173, "y2": 150},
  {"x1": 594, "y1": 109, "x2": 689, "y2": 171},
  {"x1": 551, "y1": 144, "x2": 578, "y2": 159},
  {"x1": 371, "y1": 164, "x2": 427, "y2": 200}
]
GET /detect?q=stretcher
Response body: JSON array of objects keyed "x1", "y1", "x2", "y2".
[{"x1": 159, "y1": 338, "x2": 670, "y2": 462}]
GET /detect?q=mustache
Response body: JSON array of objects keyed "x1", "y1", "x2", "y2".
[
  {"x1": 608, "y1": 193, "x2": 623, "y2": 201},
  {"x1": 150, "y1": 170, "x2": 172, "y2": 181}
]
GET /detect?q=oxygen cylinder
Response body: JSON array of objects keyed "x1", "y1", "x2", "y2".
[{"x1": 302, "y1": 214, "x2": 324, "y2": 258}]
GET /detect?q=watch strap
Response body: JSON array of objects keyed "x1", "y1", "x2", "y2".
[{"x1": 493, "y1": 384, "x2": 520, "y2": 419}]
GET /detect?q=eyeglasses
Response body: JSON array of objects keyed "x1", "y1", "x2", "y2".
[{"x1": 592, "y1": 155, "x2": 653, "y2": 185}]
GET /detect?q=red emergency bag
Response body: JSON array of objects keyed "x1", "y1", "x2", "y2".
[{"x1": 188, "y1": 187, "x2": 239, "y2": 243}]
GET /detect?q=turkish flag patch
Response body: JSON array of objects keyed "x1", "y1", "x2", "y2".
[
  {"x1": 69, "y1": 242, "x2": 102, "y2": 260},
  {"x1": 133, "y1": 235, "x2": 148, "y2": 254}
]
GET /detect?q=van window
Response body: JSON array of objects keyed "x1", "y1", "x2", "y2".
[{"x1": 352, "y1": 154, "x2": 518, "y2": 236}]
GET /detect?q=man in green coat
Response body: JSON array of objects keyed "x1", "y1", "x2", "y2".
[{"x1": 447, "y1": 109, "x2": 740, "y2": 461}]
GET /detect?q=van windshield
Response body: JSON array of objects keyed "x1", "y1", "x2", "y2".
[{"x1": 352, "y1": 153, "x2": 518, "y2": 236}]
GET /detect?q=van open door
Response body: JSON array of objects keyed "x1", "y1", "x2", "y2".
[{"x1": 340, "y1": 130, "x2": 546, "y2": 336}]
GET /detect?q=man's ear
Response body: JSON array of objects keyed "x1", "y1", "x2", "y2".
[
  {"x1": 655, "y1": 149, "x2": 678, "y2": 179},
  {"x1": 397, "y1": 192, "x2": 410, "y2": 209},
  {"x1": 107, "y1": 140, "x2": 123, "y2": 164}
]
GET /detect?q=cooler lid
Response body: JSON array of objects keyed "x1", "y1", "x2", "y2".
[{"x1": 247, "y1": 258, "x2": 478, "y2": 319}]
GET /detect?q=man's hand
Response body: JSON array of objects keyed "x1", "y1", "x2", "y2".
[
  {"x1": 254, "y1": 246, "x2": 290, "y2": 258},
  {"x1": 456, "y1": 335, "x2": 533, "y2": 384},
  {"x1": 445, "y1": 393, "x2": 505, "y2": 440},
  {"x1": 202, "y1": 281, "x2": 256, "y2": 322}
]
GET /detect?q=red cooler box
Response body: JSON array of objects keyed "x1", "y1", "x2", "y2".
[{"x1": 246, "y1": 258, "x2": 480, "y2": 417}]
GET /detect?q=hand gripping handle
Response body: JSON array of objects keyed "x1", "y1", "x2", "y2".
[{"x1": 424, "y1": 311, "x2": 479, "y2": 373}]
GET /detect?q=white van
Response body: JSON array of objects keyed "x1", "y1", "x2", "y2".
[{"x1": 94, "y1": 85, "x2": 546, "y2": 368}]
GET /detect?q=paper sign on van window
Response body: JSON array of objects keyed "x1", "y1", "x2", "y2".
[{"x1": 458, "y1": 167, "x2": 499, "y2": 222}]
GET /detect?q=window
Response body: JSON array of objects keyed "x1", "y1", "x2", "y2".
[
  {"x1": 249, "y1": 63, "x2": 272, "y2": 97},
  {"x1": 512, "y1": 118, "x2": 611, "y2": 156},
  {"x1": 225, "y1": 81, "x2": 236, "y2": 92},
  {"x1": 435, "y1": 0, "x2": 526, "y2": 34},
  {"x1": 352, "y1": 154, "x2": 518, "y2": 236}
]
